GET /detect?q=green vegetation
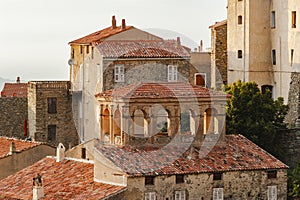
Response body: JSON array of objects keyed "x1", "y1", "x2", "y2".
[{"x1": 289, "y1": 164, "x2": 300, "y2": 198}]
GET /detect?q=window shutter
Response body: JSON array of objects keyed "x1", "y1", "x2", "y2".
[
  {"x1": 213, "y1": 188, "x2": 223, "y2": 200},
  {"x1": 168, "y1": 65, "x2": 178, "y2": 82},
  {"x1": 268, "y1": 186, "x2": 277, "y2": 200}
]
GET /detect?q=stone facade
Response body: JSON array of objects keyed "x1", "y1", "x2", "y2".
[
  {"x1": 285, "y1": 72, "x2": 300, "y2": 127},
  {"x1": 123, "y1": 169, "x2": 287, "y2": 200},
  {"x1": 210, "y1": 21, "x2": 228, "y2": 90},
  {"x1": 28, "y1": 81, "x2": 78, "y2": 148},
  {"x1": 0, "y1": 97, "x2": 28, "y2": 139}
]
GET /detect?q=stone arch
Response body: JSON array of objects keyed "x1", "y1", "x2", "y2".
[
  {"x1": 133, "y1": 109, "x2": 148, "y2": 136},
  {"x1": 102, "y1": 108, "x2": 110, "y2": 143},
  {"x1": 180, "y1": 109, "x2": 196, "y2": 135},
  {"x1": 113, "y1": 109, "x2": 122, "y2": 145},
  {"x1": 203, "y1": 108, "x2": 219, "y2": 134}
]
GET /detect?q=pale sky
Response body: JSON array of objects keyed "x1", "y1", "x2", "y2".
[{"x1": 0, "y1": 0, "x2": 227, "y2": 81}]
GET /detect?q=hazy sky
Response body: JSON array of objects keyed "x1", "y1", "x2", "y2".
[{"x1": 0, "y1": 0, "x2": 227, "y2": 81}]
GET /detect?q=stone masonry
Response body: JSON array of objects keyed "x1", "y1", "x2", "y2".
[
  {"x1": 28, "y1": 81, "x2": 78, "y2": 148},
  {"x1": 0, "y1": 97, "x2": 28, "y2": 139}
]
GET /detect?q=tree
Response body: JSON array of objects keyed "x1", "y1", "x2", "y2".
[
  {"x1": 289, "y1": 163, "x2": 300, "y2": 199},
  {"x1": 224, "y1": 80, "x2": 288, "y2": 151}
]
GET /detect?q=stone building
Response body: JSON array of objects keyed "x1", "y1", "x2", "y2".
[
  {"x1": 227, "y1": 0, "x2": 300, "y2": 103},
  {"x1": 0, "y1": 137, "x2": 55, "y2": 180},
  {"x1": 0, "y1": 77, "x2": 28, "y2": 139},
  {"x1": 209, "y1": 20, "x2": 227, "y2": 90},
  {"x1": 28, "y1": 81, "x2": 78, "y2": 147}
]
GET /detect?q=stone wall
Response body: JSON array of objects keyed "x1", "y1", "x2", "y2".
[
  {"x1": 285, "y1": 72, "x2": 300, "y2": 127},
  {"x1": 28, "y1": 81, "x2": 79, "y2": 148},
  {"x1": 0, "y1": 97, "x2": 28, "y2": 139},
  {"x1": 124, "y1": 169, "x2": 287, "y2": 200}
]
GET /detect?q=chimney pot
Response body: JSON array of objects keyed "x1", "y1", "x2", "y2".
[
  {"x1": 176, "y1": 37, "x2": 181, "y2": 47},
  {"x1": 56, "y1": 143, "x2": 66, "y2": 162},
  {"x1": 112, "y1": 15, "x2": 117, "y2": 29},
  {"x1": 121, "y1": 19, "x2": 126, "y2": 30},
  {"x1": 9, "y1": 141, "x2": 16, "y2": 155},
  {"x1": 17, "y1": 77, "x2": 20, "y2": 83},
  {"x1": 33, "y1": 174, "x2": 44, "y2": 200}
]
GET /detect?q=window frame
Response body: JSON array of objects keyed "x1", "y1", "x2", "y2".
[
  {"x1": 292, "y1": 11, "x2": 297, "y2": 28},
  {"x1": 213, "y1": 188, "x2": 224, "y2": 200},
  {"x1": 238, "y1": 50, "x2": 243, "y2": 59},
  {"x1": 272, "y1": 49, "x2": 276, "y2": 65},
  {"x1": 145, "y1": 191, "x2": 156, "y2": 200},
  {"x1": 238, "y1": 15, "x2": 243, "y2": 25},
  {"x1": 271, "y1": 11, "x2": 276, "y2": 28},
  {"x1": 194, "y1": 73, "x2": 206, "y2": 87},
  {"x1": 175, "y1": 190, "x2": 186, "y2": 200},
  {"x1": 47, "y1": 124, "x2": 56, "y2": 142},
  {"x1": 267, "y1": 170, "x2": 277, "y2": 179},
  {"x1": 267, "y1": 185, "x2": 277, "y2": 200},
  {"x1": 167, "y1": 65, "x2": 178, "y2": 82},
  {"x1": 213, "y1": 173, "x2": 222, "y2": 181},
  {"x1": 176, "y1": 174, "x2": 185, "y2": 184},
  {"x1": 114, "y1": 65, "x2": 125, "y2": 82},
  {"x1": 47, "y1": 97, "x2": 57, "y2": 114},
  {"x1": 145, "y1": 176, "x2": 155, "y2": 185}
]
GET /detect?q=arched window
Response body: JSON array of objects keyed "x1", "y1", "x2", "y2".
[
  {"x1": 204, "y1": 108, "x2": 219, "y2": 134},
  {"x1": 113, "y1": 109, "x2": 121, "y2": 145},
  {"x1": 133, "y1": 109, "x2": 148, "y2": 136},
  {"x1": 102, "y1": 109, "x2": 110, "y2": 143}
]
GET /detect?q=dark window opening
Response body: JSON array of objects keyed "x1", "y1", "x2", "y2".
[
  {"x1": 238, "y1": 15, "x2": 243, "y2": 24},
  {"x1": 238, "y1": 50, "x2": 243, "y2": 59},
  {"x1": 272, "y1": 49, "x2": 276, "y2": 65},
  {"x1": 195, "y1": 73, "x2": 206, "y2": 87},
  {"x1": 267, "y1": 170, "x2": 277, "y2": 179},
  {"x1": 180, "y1": 112, "x2": 190, "y2": 132},
  {"x1": 271, "y1": 11, "x2": 276, "y2": 28},
  {"x1": 91, "y1": 47, "x2": 94, "y2": 59},
  {"x1": 47, "y1": 125, "x2": 56, "y2": 142},
  {"x1": 80, "y1": 45, "x2": 83, "y2": 54},
  {"x1": 86, "y1": 45, "x2": 89, "y2": 54},
  {"x1": 71, "y1": 48, "x2": 75, "y2": 59},
  {"x1": 292, "y1": 11, "x2": 297, "y2": 28},
  {"x1": 47, "y1": 98, "x2": 57, "y2": 114},
  {"x1": 291, "y1": 49, "x2": 294, "y2": 65},
  {"x1": 176, "y1": 174, "x2": 184, "y2": 184},
  {"x1": 213, "y1": 173, "x2": 222, "y2": 181},
  {"x1": 81, "y1": 148, "x2": 86, "y2": 159},
  {"x1": 145, "y1": 176, "x2": 155, "y2": 185}
]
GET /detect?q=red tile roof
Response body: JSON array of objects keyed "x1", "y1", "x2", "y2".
[
  {"x1": 69, "y1": 25, "x2": 135, "y2": 45},
  {"x1": 96, "y1": 40, "x2": 190, "y2": 58},
  {"x1": 209, "y1": 20, "x2": 227, "y2": 28},
  {"x1": 0, "y1": 137, "x2": 42, "y2": 159},
  {"x1": 0, "y1": 157, "x2": 126, "y2": 200},
  {"x1": 1, "y1": 83, "x2": 27, "y2": 97},
  {"x1": 96, "y1": 82, "x2": 227, "y2": 99},
  {"x1": 95, "y1": 134, "x2": 288, "y2": 177}
]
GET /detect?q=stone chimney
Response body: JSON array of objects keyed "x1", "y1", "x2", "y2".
[
  {"x1": 33, "y1": 174, "x2": 44, "y2": 200},
  {"x1": 16, "y1": 77, "x2": 20, "y2": 83},
  {"x1": 176, "y1": 37, "x2": 181, "y2": 47},
  {"x1": 56, "y1": 143, "x2": 66, "y2": 162},
  {"x1": 9, "y1": 141, "x2": 16, "y2": 155},
  {"x1": 198, "y1": 40, "x2": 203, "y2": 52},
  {"x1": 121, "y1": 19, "x2": 126, "y2": 30},
  {"x1": 112, "y1": 15, "x2": 117, "y2": 29}
]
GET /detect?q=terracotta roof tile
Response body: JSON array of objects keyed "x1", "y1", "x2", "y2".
[
  {"x1": 1, "y1": 83, "x2": 27, "y2": 97},
  {"x1": 0, "y1": 137, "x2": 42, "y2": 159},
  {"x1": 0, "y1": 157, "x2": 126, "y2": 199},
  {"x1": 96, "y1": 40, "x2": 190, "y2": 58},
  {"x1": 96, "y1": 82, "x2": 227, "y2": 99},
  {"x1": 69, "y1": 26, "x2": 135, "y2": 45},
  {"x1": 96, "y1": 134, "x2": 288, "y2": 177}
]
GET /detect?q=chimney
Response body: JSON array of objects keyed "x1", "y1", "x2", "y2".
[
  {"x1": 56, "y1": 143, "x2": 66, "y2": 162},
  {"x1": 112, "y1": 15, "x2": 117, "y2": 29},
  {"x1": 121, "y1": 19, "x2": 126, "y2": 30},
  {"x1": 33, "y1": 174, "x2": 44, "y2": 200},
  {"x1": 198, "y1": 40, "x2": 203, "y2": 52},
  {"x1": 1, "y1": 91, "x2": 6, "y2": 97},
  {"x1": 176, "y1": 37, "x2": 181, "y2": 47},
  {"x1": 9, "y1": 141, "x2": 16, "y2": 155},
  {"x1": 16, "y1": 77, "x2": 20, "y2": 83}
]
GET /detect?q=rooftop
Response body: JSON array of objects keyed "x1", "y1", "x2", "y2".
[
  {"x1": 0, "y1": 137, "x2": 42, "y2": 159},
  {"x1": 95, "y1": 134, "x2": 288, "y2": 177},
  {"x1": 209, "y1": 20, "x2": 227, "y2": 29},
  {"x1": 1, "y1": 82, "x2": 27, "y2": 98},
  {"x1": 97, "y1": 40, "x2": 190, "y2": 59},
  {"x1": 0, "y1": 157, "x2": 126, "y2": 199},
  {"x1": 96, "y1": 82, "x2": 227, "y2": 99}
]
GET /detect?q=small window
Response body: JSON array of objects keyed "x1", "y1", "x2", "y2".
[
  {"x1": 272, "y1": 49, "x2": 276, "y2": 65},
  {"x1": 213, "y1": 188, "x2": 224, "y2": 200},
  {"x1": 47, "y1": 125, "x2": 56, "y2": 141},
  {"x1": 81, "y1": 148, "x2": 86, "y2": 159},
  {"x1": 238, "y1": 15, "x2": 243, "y2": 24},
  {"x1": 267, "y1": 170, "x2": 277, "y2": 179},
  {"x1": 47, "y1": 98, "x2": 57, "y2": 114},
  {"x1": 268, "y1": 185, "x2": 277, "y2": 200},
  {"x1": 145, "y1": 192, "x2": 156, "y2": 200},
  {"x1": 176, "y1": 174, "x2": 184, "y2": 184},
  {"x1": 86, "y1": 45, "x2": 89, "y2": 54},
  {"x1": 115, "y1": 65, "x2": 125, "y2": 82},
  {"x1": 291, "y1": 49, "x2": 294, "y2": 65},
  {"x1": 71, "y1": 48, "x2": 75, "y2": 59},
  {"x1": 175, "y1": 190, "x2": 186, "y2": 200},
  {"x1": 213, "y1": 173, "x2": 222, "y2": 181},
  {"x1": 271, "y1": 11, "x2": 276, "y2": 28},
  {"x1": 195, "y1": 73, "x2": 206, "y2": 87},
  {"x1": 80, "y1": 45, "x2": 83, "y2": 54},
  {"x1": 145, "y1": 176, "x2": 155, "y2": 185},
  {"x1": 292, "y1": 11, "x2": 297, "y2": 28},
  {"x1": 168, "y1": 65, "x2": 178, "y2": 82},
  {"x1": 238, "y1": 50, "x2": 243, "y2": 58}
]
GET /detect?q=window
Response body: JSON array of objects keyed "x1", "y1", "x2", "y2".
[
  {"x1": 213, "y1": 173, "x2": 222, "y2": 181},
  {"x1": 195, "y1": 73, "x2": 206, "y2": 87},
  {"x1": 168, "y1": 65, "x2": 178, "y2": 82},
  {"x1": 238, "y1": 15, "x2": 243, "y2": 24},
  {"x1": 115, "y1": 65, "x2": 124, "y2": 82},
  {"x1": 213, "y1": 188, "x2": 224, "y2": 200},
  {"x1": 47, "y1": 98, "x2": 57, "y2": 114},
  {"x1": 291, "y1": 49, "x2": 294, "y2": 65},
  {"x1": 292, "y1": 11, "x2": 297, "y2": 28},
  {"x1": 267, "y1": 170, "x2": 277, "y2": 179},
  {"x1": 91, "y1": 47, "x2": 94, "y2": 59},
  {"x1": 71, "y1": 48, "x2": 75, "y2": 59},
  {"x1": 272, "y1": 49, "x2": 276, "y2": 65},
  {"x1": 238, "y1": 50, "x2": 243, "y2": 58},
  {"x1": 145, "y1": 192, "x2": 156, "y2": 200},
  {"x1": 271, "y1": 11, "x2": 276, "y2": 28},
  {"x1": 145, "y1": 176, "x2": 155, "y2": 185},
  {"x1": 175, "y1": 190, "x2": 186, "y2": 200},
  {"x1": 81, "y1": 148, "x2": 86, "y2": 159},
  {"x1": 80, "y1": 45, "x2": 83, "y2": 54},
  {"x1": 268, "y1": 185, "x2": 277, "y2": 200},
  {"x1": 86, "y1": 45, "x2": 89, "y2": 54},
  {"x1": 176, "y1": 174, "x2": 184, "y2": 184},
  {"x1": 47, "y1": 125, "x2": 56, "y2": 141}
]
